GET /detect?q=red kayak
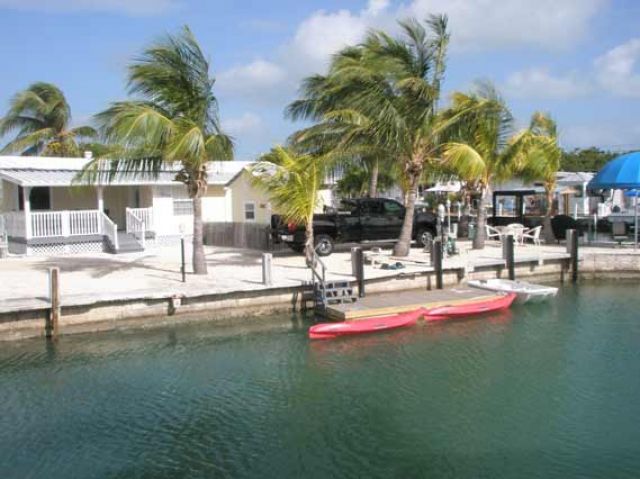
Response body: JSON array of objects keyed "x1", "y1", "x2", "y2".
[
  {"x1": 423, "y1": 292, "x2": 516, "y2": 321},
  {"x1": 309, "y1": 309, "x2": 425, "y2": 340}
]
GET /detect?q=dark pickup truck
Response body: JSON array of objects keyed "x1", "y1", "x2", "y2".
[{"x1": 272, "y1": 197, "x2": 438, "y2": 256}]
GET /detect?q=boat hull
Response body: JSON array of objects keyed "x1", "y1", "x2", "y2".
[
  {"x1": 423, "y1": 293, "x2": 516, "y2": 321},
  {"x1": 467, "y1": 279, "x2": 558, "y2": 304},
  {"x1": 309, "y1": 309, "x2": 424, "y2": 340}
]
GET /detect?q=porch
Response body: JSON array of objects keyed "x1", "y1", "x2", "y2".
[{"x1": 1, "y1": 206, "x2": 156, "y2": 255}]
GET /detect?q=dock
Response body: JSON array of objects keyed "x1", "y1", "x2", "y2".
[{"x1": 325, "y1": 287, "x2": 501, "y2": 320}]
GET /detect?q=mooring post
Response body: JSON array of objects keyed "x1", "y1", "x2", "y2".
[
  {"x1": 351, "y1": 247, "x2": 359, "y2": 276},
  {"x1": 180, "y1": 235, "x2": 186, "y2": 283},
  {"x1": 503, "y1": 234, "x2": 515, "y2": 280},
  {"x1": 354, "y1": 247, "x2": 365, "y2": 298},
  {"x1": 47, "y1": 267, "x2": 60, "y2": 339},
  {"x1": 262, "y1": 252, "x2": 273, "y2": 286},
  {"x1": 432, "y1": 238, "x2": 443, "y2": 289},
  {"x1": 567, "y1": 228, "x2": 578, "y2": 283}
]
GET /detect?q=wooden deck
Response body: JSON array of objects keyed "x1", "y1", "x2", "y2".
[{"x1": 326, "y1": 287, "x2": 502, "y2": 320}]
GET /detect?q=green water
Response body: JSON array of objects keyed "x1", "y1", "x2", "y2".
[{"x1": 1, "y1": 283, "x2": 640, "y2": 478}]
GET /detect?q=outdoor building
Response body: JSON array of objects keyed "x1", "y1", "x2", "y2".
[{"x1": 0, "y1": 155, "x2": 280, "y2": 256}]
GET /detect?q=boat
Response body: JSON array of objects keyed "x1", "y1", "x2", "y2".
[
  {"x1": 467, "y1": 279, "x2": 558, "y2": 304},
  {"x1": 423, "y1": 292, "x2": 517, "y2": 321},
  {"x1": 308, "y1": 309, "x2": 424, "y2": 340}
]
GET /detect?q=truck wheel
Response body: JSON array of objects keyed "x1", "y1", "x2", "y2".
[
  {"x1": 314, "y1": 235, "x2": 334, "y2": 256},
  {"x1": 415, "y1": 228, "x2": 434, "y2": 248}
]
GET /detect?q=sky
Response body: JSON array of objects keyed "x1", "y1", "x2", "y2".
[{"x1": 1, "y1": 0, "x2": 640, "y2": 160}]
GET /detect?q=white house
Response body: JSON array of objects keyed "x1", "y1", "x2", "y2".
[{"x1": 0, "y1": 155, "x2": 280, "y2": 256}]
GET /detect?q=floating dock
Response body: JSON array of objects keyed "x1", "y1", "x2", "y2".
[{"x1": 325, "y1": 287, "x2": 501, "y2": 320}]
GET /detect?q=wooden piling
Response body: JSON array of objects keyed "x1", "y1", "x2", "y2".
[
  {"x1": 47, "y1": 267, "x2": 60, "y2": 339},
  {"x1": 262, "y1": 253, "x2": 273, "y2": 286},
  {"x1": 503, "y1": 234, "x2": 515, "y2": 280},
  {"x1": 567, "y1": 229, "x2": 579, "y2": 283},
  {"x1": 354, "y1": 247, "x2": 365, "y2": 298},
  {"x1": 432, "y1": 239, "x2": 443, "y2": 290}
]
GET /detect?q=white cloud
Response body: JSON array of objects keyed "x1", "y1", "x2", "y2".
[
  {"x1": 218, "y1": 0, "x2": 607, "y2": 103},
  {"x1": 505, "y1": 67, "x2": 591, "y2": 99},
  {"x1": 222, "y1": 113, "x2": 265, "y2": 137},
  {"x1": 403, "y1": 0, "x2": 607, "y2": 51},
  {"x1": 0, "y1": 0, "x2": 178, "y2": 15},
  {"x1": 217, "y1": 60, "x2": 288, "y2": 102},
  {"x1": 594, "y1": 38, "x2": 640, "y2": 97}
]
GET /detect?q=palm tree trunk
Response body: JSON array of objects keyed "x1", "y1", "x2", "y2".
[
  {"x1": 393, "y1": 172, "x2": 419, "y2": 257},
  {"x1": 473, "y1": 186, "x2": 488, "y2": 250},
  {"x1": 369, "y1": 157, "x2": 379, "y2": 198},
  {"x1": 192, "y1": 194, "x2": 207, "y2": 275},
  {"x1": 304, "y1": 218, "x2": 314, "y2": 266},
  {"x1": 543, "y1": 186, "x2": 556, "y2": 243}
]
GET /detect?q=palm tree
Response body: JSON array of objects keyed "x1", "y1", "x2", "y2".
[
  {"x1": 251, "y1": 146, "x2": 324, "y2": 263},
  {"x1": 91, "y1": 26, "x2": 233, "y2": 274},
  {"x1": 518, "y1": 112, "x2": 562, "y2": 243},
  {"x1": 0, "y1": 82, "x2": 96, "y2": 156},
  {"x1": 288, "y1": 16, "x2": 451, "y2": 256},
  {"x1": 442, "y1": 84, "x2": 529, "y2": 249}
]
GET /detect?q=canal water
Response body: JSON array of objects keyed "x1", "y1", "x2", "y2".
[{"x1": 1, "y1": 283, "x2": 640, "y2": 478}]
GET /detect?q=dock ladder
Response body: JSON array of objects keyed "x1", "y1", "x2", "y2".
[{"x1": 305, "y1": 246, "x2": 357, "y2": 314}]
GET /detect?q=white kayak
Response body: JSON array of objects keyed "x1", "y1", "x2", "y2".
[{"x1": 467, "y1": 279, "x2": 558, "y2": 304}]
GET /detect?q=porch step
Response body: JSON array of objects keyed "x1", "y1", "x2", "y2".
[{"x1": 108, "y1": 232, "x2": 144, "y2": 254}]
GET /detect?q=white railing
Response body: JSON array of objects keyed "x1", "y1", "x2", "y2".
[
  {"x1": 1, "y1": 212, "x2": 26, "y2": 238},
  {"x1": 126, "y1": 207, "x2": 153, "y2": 232},
  {"x1": 101, "y1": 212, "x2": 119, "y2": 251},
  {"x1": 125, "y1": 208, "x2": 145, "y2": 249},
  {"x1": 30, "y1": 210, "x2": 101, "y2": 238}
]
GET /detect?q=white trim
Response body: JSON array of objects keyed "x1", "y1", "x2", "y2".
[{"x1": 243, "y1": 201, "x2": 256, "y2": 222}]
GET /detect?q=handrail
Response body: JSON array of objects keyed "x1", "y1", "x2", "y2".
[
  {"x1": 309, "y1": 242, "x2": 327, "y2": 295},
  {"x1": 100, "y1": 212, "x2": 119, "y2": 251},
  {"x1": 126, "y1": 208, "x2": 146, "y2": 248}
]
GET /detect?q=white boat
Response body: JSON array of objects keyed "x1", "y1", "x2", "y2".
[{"x1": 467, "y1": 279, "x2": 558, "y2": 304}]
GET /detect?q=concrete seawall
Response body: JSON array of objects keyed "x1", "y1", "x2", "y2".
[{"x1": 2, "y1": 250, "x2": 633, "y2": 341}]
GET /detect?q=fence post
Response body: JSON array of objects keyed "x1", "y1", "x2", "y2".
[
  {"x1": 354, "y1": 247, "x2": 365, "y2": 298},
  {"x1": 262, "y1": 253, "x2": 273, "y2": 286},
  {"x1": 501, "y1": 234, "x2": 515, "y2": 280},
  {"x1": 432, "y1": 238, "x2": 443, "y2": 289},
  {"x1": 566, "y1": 229, "x2": 578, "y2": 283},
  {"x1": 47, "y1": 267, "x2": 60, "y2": 339}
]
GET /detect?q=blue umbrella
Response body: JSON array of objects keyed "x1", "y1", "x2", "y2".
[{"x1": 588, "y1": 152, "x2": 640, "y2": 248}]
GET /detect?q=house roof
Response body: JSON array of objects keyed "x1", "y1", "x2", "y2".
[{"x1": 0, "y1": 155, "x2": 254, "y2": 187}]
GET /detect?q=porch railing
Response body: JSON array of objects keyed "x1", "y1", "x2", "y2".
[
  {"x1": 125, "y1": 208, "x2": 145, "y2": 249},
  {"x1": 101, "y1": 212, "x2": 119, "y2": 251},
  {"x1": 31, "y1": 210, "x2": 102, "y2": 238},
  {"x1": 126, "y1": 207, "x2": 153, "y2": 231}
]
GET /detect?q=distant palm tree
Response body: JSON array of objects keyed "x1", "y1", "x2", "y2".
[
  {"x1": 289, "y1": 16, "x2": 451, "y2": 256},
  {"x1": 91, "y1": 26, "x2": 233, "y2": 274},
  {"x1": 517, "y1": 112, "x2": 562, "y2": 243},
  {"x1": 442, "y1": 84, "x2": 538, "y2": 249},
  {"x1": 0, "y1": 82, "x2": 96, "y2": 156},
  {"x1": 251, "y1": 146, "x2": 325, "y2": 263}
]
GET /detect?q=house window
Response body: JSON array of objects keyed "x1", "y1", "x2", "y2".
[
  {"x1": 173, "y1": 199, "x2": 193, "y2": 216},
  {"x1": 244, "y1": 202, "x2": 256, "y2": 221}
]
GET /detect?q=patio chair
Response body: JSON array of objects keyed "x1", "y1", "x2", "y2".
[
  {"x1": 521, "y1": 226, "x2": 542, "y2": 246},
  {"x1": 486, "y1": 225, "x2": 503, "y2": 242}
]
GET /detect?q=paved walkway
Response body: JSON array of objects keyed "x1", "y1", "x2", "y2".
[{"x1": 0, "y1": 240, "x2": 635, "y2": 311}]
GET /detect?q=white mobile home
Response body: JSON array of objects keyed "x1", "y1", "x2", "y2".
[{"x1": 0, "y1": 155, "x2": 273, "y2": 256}]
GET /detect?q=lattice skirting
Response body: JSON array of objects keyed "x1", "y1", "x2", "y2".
[{"x1": 27, "y1": 240, "x2": 105, "y2": 256}]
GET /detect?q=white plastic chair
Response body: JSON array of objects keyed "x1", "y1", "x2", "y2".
[
  {"x1": 485, "y1": 225, "x2": 503, "y2": 242},
  {"x1": 521, "y1": 226, "x2": 542, "y2": 245}
]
